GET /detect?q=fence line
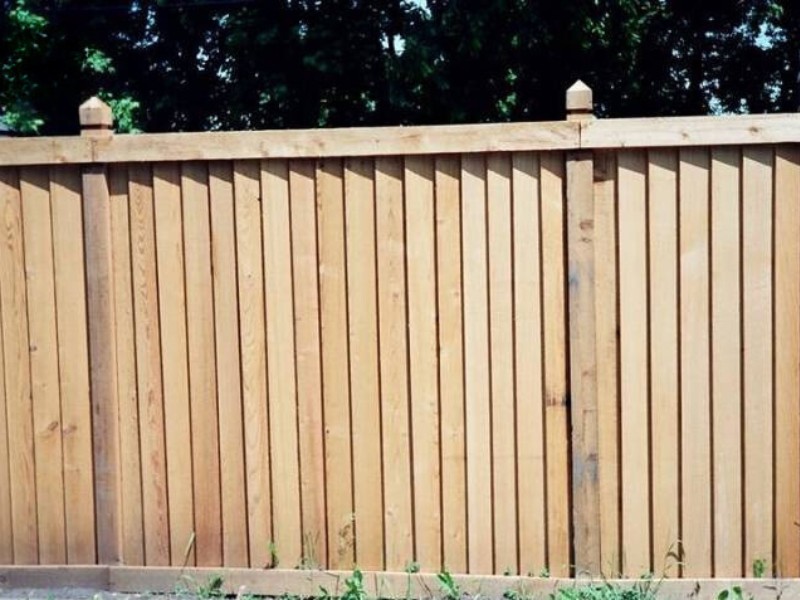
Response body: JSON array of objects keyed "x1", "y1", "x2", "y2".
[{"x1": 0, "y1": 85, "x2": 798, "y2": 579}]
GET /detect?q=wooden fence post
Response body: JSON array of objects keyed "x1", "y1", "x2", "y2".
[
  {"x1": 565, "y1": 81, "x2": 601, "y2": 575},
  {"x1": 80, "y1": 97, "x2": 121, "y2": 564}
]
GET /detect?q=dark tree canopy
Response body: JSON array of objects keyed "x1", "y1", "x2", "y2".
[{"x1": 1, "y1": 0, "x2": 798, "y2": 135}]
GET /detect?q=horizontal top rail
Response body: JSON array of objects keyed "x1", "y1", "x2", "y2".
[{"x1": 1, "y1": 113, "x2": 799, "y2": 166}]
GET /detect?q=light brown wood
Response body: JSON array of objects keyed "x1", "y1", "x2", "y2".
[
  {"x1": 540, "y1": 152, "x2": 570, "y2": 576},
  {"x1": 512, "y1": 152, "x2": 546, "y2": 576},
  {"x1": 710, "y1": 147, "x2": 742, "y2": 577},
  {"x1": 679, "y1": 148, "x2": 712, "y2": 577},
  {"x1": 487, "y1": 153, "x2": 517, "y2": 574},
  {"x1": 405, "y1": 155, "x2": 442, "y2": 572},
  {"x1": 316, "y1": 158, "x2": 354, "y2": 570},
  {"x1": 461, "y1": 153, "x2": 492, "y2": 574},
  {"x1": 582, "y1": 114, "x2": 800, "y2": 149},
  {"x1": 593, "y1": 151, "x2": 619, "y2": 576},
  {"x1": 0, "y1": 137, "x2": 92, "y2": 166},
  {"x1": 234, "y1": 160, "x2": 272, "y2": 568},
  {"x1": 153, "y1": 163, "x2": 195, "y2": 566},
  {"x1": 0, "y1": 231, "x2": 10, "y2": 562},
  {"x1": 774, "y1": 146, "x2": 800, "y2": 577},
  {"x1": 289, "y1": 160, "x2": 328, "y2": 569},
  {"x1": 343, "y1": 157, "x2": 384, "y2": 570},
  {"x1": 742, "y1": 146, "x2": 774, "y2": 576},
  {"x1": 129, "y1": 163, "x2": 170, "y2": 566},
  {"x1": 617, "y1": 150, "x2": 650, "y2": 576},
  {"x1": 20, "y1": 166, "x2": 67, "y2": 565},
  {"x1": 182, "y1": 162, "x2": 223, "y2": 567},
  {"x1": 647, "y1": 149, "x2": 680, "y2": 577},
  {"x1": 108, "y1": 164, "x2": 145, "y2": 566},
  {"x1": 262, "y1": 159, "x2": 303, "y2": 568},
  {"x1": 435, "y1": 155, "x2": 467, "y2": 574},
  {"x1": 566, "y1": 149, "x2": 599, "y2": 575},
  {"x1": 375, "y1": 156, "x2": 413, "y2": 571},
  {"x1": 49, "y1": 166, "x2": 95, "y2": 564},
  {"x1": 87, "y1": 121, "x2": 579, "y2": 163},
  {"x1": 208, "y1": 161, "x2": 249, "y2": 567}
]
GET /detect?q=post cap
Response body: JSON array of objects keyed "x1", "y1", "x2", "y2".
[
  {"x1": 566, "y1": 80, "x2": 593, "y2": 120},
  {"x1": 79, "y1": 97, "x2": 113, "y2": 136}
]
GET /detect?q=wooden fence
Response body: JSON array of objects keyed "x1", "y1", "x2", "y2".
[{"x1": 0, "y1": 87, "x2": 799, "y2": 580}]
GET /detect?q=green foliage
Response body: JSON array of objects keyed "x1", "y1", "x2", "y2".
[
  {"x1": 717, "y1": 586, "x2": 753, "y2": 600},
  {"x1": 175, "y1": 573, "x2": 225, "y2": 599},
  {"x1": 436, "y1": 570, "x2": 461, "y2": 600},
  {"x1": 752, "y1": 558, "x2": 768, "y2": 578},
  {"x1": 2, "y1": 0, "x2": 799, "y2": 134},
  {"x1": 342, "y1": 568, "x2": 367, "y2": 600},
  {"x1": 550, "y1": 578, "x2": 660, "y2": 600}
]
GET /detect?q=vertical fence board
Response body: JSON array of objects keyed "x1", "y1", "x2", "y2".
[
  {"x1": 317, "y1": 158, "x2": 354, "y2": 570},
  {"x1": 436, "y1": 155, "x2": 467, "y2": 574},
  {"x1": 50, "y1": 166, "x2": 95, "y2": 564},
  {"x1": 487, "y1": 153, "x2": 517, "y2": 574},
  {"x1": 344, "y1": 157, "x2": 384, "y2": 570},
  {"x1": 540, "y1": 152, "x2": 570, "y2": 576},
  {"x1": 679, "y1": 148, "x2": 712, "y2": 577},
  {"x1": 234, "y1": 160, "x2": 271, "y2": 568},
  {"x1": 461, "y1": 154, "x2": 492, "y2": 575},
  {"x1": 742, "y1": 147, "x2": 774, "y2": 577},
  {"x1": 617, "y1": 150, "x2": 650, "y2": 576},
  {"x1": 710, "y1": 147, "x2": 742, "y2": 577},
  {"x1": 648, "y1": 149, "x2": 679, "y2": 576},
  {"x1": 263, "y1": 160, "x2": 303, "y2": 568},
  {"x1": 512, "y1": 152, "x2": 547, "y2": 576},
  {"x1": 774, "y1": 146, "x2": 800, "y2": 578},
  {"x1": 375, "y1": 157, "x2": 413, "y2": 571},
  {"x1": 405, "y1": 156, "x2": 442, "y2": 572},
  {"x1": 593, "y1": 151, "x2": 619, "y2": 576},
  {"x1": 129, "y1": 164, "x2": 170, "y2": 566},
  {"x1": 109, "y1": 164, "x2": 145, "y2": 566},
  {"x1": 208, "y1": 162, "x2": 249, "y2": 567},
  {"x1": 0, "y1": 168, "x2": 37, "y2": 565},
  {"x1": 153, "y1": 163, "x2": 195, "y2": 566},
  {"x1": 289, "y1": 160, "x2": 328, "y2": 569},
  {"x1": 20, "y1": 166, "x2": 66, "y2": 565},
  {"x1": 0, "y1": 213, "x2": 11, "y2": 562},
  {"x1": 182, "y1": 162, "x2": 223, "y2": 567}
]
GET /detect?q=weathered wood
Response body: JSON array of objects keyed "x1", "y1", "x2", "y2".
[{"x1": 566, "y1": 148, "x2": 599, "y2": 575}]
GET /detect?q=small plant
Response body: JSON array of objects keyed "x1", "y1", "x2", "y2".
[
  {"x1": 195, "y1": 574, "x2": 225, "y2": 599},
  {"x1": 437, "y1": 570, "x2": 462, "y2": 600},
  {"x1": 551, "y1": 578, "x2": 660, "y2": 600},
  {"x1": 266, "y1": 540, "x2": 279, "y2": 568},
  {"x1": 752, "y1": 558, "x2": 768, "y2": 579},
  {"x1": 343, "y1": 568, "x2": 368, "y2": 600},
  {"x1": 717, "y1": 586, "x2": 753, "y2": 600},
  {"x1": 405, "y1": 560, "x2": 421, "y2": 574}
]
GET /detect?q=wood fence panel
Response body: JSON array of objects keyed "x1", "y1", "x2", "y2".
[
  {"x1": 20, "y1": 166, "x2": 66, "y2": 565},
  {"x1": 647, "y1": 149, "x2": 679, "y2": 578}
]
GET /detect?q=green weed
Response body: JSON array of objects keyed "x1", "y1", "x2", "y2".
[
  {"x1": 343, "y1": 568, "x2": 368, "y2": 600},
  {"x1": 436, "y1": 570, "x2": 462, "y2": 600}
]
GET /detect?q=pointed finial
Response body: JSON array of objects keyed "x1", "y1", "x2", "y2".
[
  {"x1": 566, "y1": 80, "x2": 593, "y2": 121},
  {"x1": 79, "y1": 96, "x2": 114, "y2": 137}
]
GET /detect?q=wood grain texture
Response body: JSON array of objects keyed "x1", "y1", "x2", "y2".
[
  {"x1": 153, "y1": 163, "x2": 195, "y2": 566},
  {"x1": 436, "y1": 155, "x2": 467, "y2": 574},
  {"x1": 262, "y1": 160, "x2": 303, "y2": 568},
  {"x1": 679, "y1": 148, "x2": 712, "y2": 577},
  {"x1": 182, "y1": 162, "x2": 223, "y2": 567},
  {"x1": 108, "y1": 165, "x2": 145, "y2": 566},
  {"x1": 129, "y1": 163, "x2": 170, "y2": 566},
  {"x1": 289, "y1": 160, "x2": 328, "y2": 569},
  {"x1": 710, "y1": 147, "x2": 742, "y2": 577},
  {"x1": 774, "y1": 146, "x2": 800, "y2": 577},
  {"x1": 461, "y1": 153, "x2": 492, "y2": 574},
  {"x1": 208, "y1": 162, "x2": 249, "y2": 567},
  {"x1": 344, "y1": 158, "x2": 383, "y2": 570},
  {"x1": 316, "y1": 158, "x2": 354, "y2": 570},
  {"x1": 647, "y1": 149, "x2": 680, "y2": 577},
  {"x1": 405, "y1": 155, "x2": 442, "y2": 572},
  {"x1": 234, "y1": 160, "x2": 271, "y2": 568},
  {"x1": 617, "y1": 150, "x2": 650, "y2": 576},
  {"x1": 50, "y1": 166, "x2": 95, "y2": 564},
  {"x1": 593, "y1": 151, "x2": 619, "y2": 576},
  {"x1": 742, "y1": 147, "x2": 774, "y2": 577},
  {"x1": 540, "y1": 152, "x2": 570, "y2": 576},
  {"x1": 20, "y1": 166, "x2": 66, "y2": 565},
  {"x1": 375, "y1": 157, "x2": 413, "y2": 571}
]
